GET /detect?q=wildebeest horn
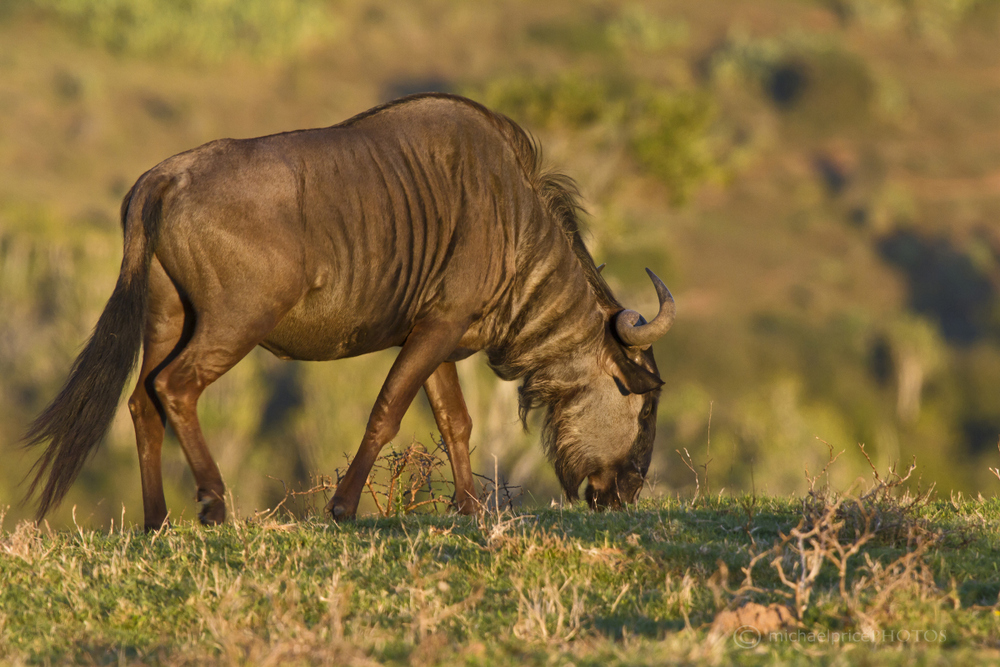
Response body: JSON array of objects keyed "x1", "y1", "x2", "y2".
[
  {"x1": 614, "y1": 268, "x2": 675, "y2": 348},
  {"x1": 596, "y1": 263, "x2": 606, "y2": 274}
]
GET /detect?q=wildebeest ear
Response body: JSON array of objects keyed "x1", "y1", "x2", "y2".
[{"x1": 606, "y1": 343, "x2": 664, "y2": 395}]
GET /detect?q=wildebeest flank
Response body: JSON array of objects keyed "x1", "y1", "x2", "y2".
[{"x1": 23, "y1": 93, "x2": 674, "y2": 529}]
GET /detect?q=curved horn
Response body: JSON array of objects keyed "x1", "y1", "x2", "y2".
[{"x1": 614, "y1": 268, "x2": 675, "y2": 348}]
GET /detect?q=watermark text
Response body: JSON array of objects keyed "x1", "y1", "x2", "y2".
[{"x1": 734, "y1": 626, "x2": 946, "y2": 649}]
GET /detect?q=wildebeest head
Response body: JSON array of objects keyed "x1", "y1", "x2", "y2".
[{"x1": 528, "y1": 269, "x2": 674, "y2": 510}]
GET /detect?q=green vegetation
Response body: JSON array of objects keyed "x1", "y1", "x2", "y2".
[
  {"x1": 2, "y1": 475, "x2": 999, "y2": 665},
  {"x1": 478, "y1": 74, "x2": 722, "y2": 205},
  {"x1": 31, "y1": 0, "x2": 341, "y2": 62}
]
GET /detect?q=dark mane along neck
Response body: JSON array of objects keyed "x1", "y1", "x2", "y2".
[
  {"x1": 537, "y1": 172, "x2": 622, "y2": 313},
  {"x1": 483, "y1": 90, "x2": 629, "y2": 359}
]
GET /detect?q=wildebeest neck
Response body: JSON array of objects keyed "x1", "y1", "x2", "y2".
[{"x1": 485, "y1": 205, "x2": 604, "y2": 384}]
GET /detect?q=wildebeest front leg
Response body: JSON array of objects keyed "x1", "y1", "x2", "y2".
[
  {"x1": 326, "y1": 320, "x2": 469, "y2": 520},
  {"x1": 423, "y1": 362, "x2": 478, "y2": 515}
]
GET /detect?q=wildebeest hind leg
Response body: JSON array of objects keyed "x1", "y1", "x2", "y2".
[
  {"x1": 327, "y1": 319, "x2": 469, "y2": 520},
  {"x1": 127, "y1": 260, "x2": 189, "y2": 531},
  {"x1": 153, "y1": 305, "x2": 288, "y2": 525},
  {"x1": 423, "y1": 362, "x2": 478, "y2": 515}
]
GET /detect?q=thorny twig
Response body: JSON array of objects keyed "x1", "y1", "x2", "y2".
[
  {"x1": 805, "y1": 439, "x2": 845, "y2": 493},
  {"x1": 258, "y1": 437, "x2": 521, "y2": 519},
  {"x1": 676, "y1": 447, "x2": 701, "y2": 503},
  {"x1": 990, "y1": 439, "x2": 1000, "y2": 483}
]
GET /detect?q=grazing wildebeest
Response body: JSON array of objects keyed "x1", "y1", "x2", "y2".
[{"x1": 24, "y1": 93, "x2": 674, "y2": 529}]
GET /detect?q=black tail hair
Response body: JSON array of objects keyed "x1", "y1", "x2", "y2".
[{"x1": 22, "y1": 174, "x2": 170, "y2": 520}]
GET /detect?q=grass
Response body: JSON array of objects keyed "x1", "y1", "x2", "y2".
[{"x1": 2, "y1": 488, "x2": 999, "y2": 666}]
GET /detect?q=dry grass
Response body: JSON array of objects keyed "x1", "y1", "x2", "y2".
[{"x1": 1, "y1": 449, "x2": 999, "y2": 665}]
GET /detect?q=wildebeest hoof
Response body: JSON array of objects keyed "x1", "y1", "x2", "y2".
[
  {"x1": 453, "y1": 496, "x2": 479, "y2": 516},
  {"x1": 325, "y1": 498, "x2": 355, "y2": 521},
  {"x1": 198, "y1": 494, "x2": 226, "y2": 525}
]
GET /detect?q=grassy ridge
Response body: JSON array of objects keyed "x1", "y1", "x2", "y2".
[{"x1": 2, "y1": 495, "x2": 998, "y2": 665}]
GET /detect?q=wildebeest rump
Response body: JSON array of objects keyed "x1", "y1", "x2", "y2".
[{"x1": 23, "y1": 93, "x2": 674, "y2": 529}]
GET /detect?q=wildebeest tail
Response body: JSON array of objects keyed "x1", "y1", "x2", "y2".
[{"x1": 22, "y1": 174, "x2": 172, "y2": 520}]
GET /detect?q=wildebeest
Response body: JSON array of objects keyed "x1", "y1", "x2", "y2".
[{"x1": 24, "y1": 93, "x2": 674, "y2": 529}]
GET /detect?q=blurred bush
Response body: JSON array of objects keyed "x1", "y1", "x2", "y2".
[
  {"x1": 29, "y1": 0, "x2": 341, "y2": 61},
  {"x1": 629, "y1": 90, "x2": 720, "y2": 205},
  {"x1": 827, "y1": 0, "x2": 999, "y2": 43},
  {"x1": 606, "y1": 5, "x2": 689, "y2": 53},
  {"x1": 478, "y1": 74, "x2": 723, "y2": 205},
  {"x1": 706, "y1": 31, "x2": 876, "y2": 133}
]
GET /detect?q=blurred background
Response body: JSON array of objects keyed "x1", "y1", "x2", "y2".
[{"x1": 2, "y1": 0, "x2": 1000, "y2": 528}]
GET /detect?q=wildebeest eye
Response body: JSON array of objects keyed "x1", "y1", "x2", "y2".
[{"x1": 640, "y1": 402, "x2": 653, "y2": 418}]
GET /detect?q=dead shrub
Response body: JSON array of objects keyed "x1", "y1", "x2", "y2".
[
  {"x1": 255, "y1": 438, "x2": 521, "y2": 521},
  {"x1": 715, "y1": 443, "x2": 949, "y2": 625}
]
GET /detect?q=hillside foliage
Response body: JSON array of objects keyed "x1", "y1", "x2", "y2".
[{"x1": 1, "y1": 0, "x2": 1000, "y2": 528}]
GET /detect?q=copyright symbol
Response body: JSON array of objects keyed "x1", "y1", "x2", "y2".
[{"x1": 734, "y1": 625, "x2": 761, "y2": 649}]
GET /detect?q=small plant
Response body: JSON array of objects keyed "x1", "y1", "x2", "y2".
[
  {"x1": 724, "y1": 444, "x2": 947, "y2": 623},
  {"x1": 676, "y1": 401, "x2": 715, "y2": 505},
  {"x1": 363, "y1": 440, "x2": 455, "y2": 517},
  {"x1": 990, "y1": 438, "x2": 1000, "y2": 483},
  {"x1": 257, "y1": 439, "x2": 522, "y2": 520},
  {"x1": 513, "y1": 574, "x2": 585, "y2": 643}
]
